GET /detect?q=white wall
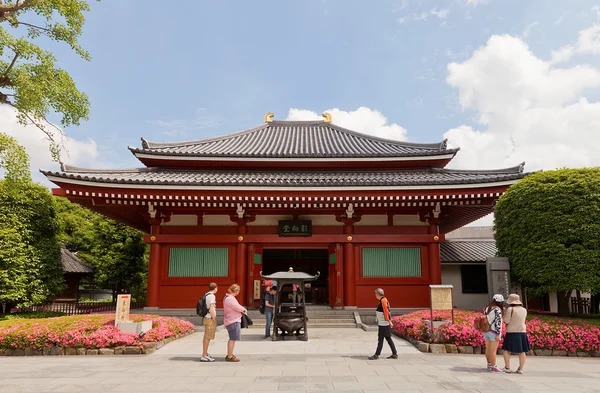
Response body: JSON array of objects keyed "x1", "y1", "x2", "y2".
[{"x1": 441, "y1": 265, "x2": 489, "y2": 311}]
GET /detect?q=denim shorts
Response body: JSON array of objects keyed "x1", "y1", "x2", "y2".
[
  {"x1": 226, "y1": 322, "x2": 241, "y2": 341},
  {"x1": 483, "y1": 331, "x2": 499, "y2": 341}
]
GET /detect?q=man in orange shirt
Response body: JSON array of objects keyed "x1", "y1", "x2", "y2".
[{"x1": 368, "y1": 288, "x2": 398, "y2": 360}]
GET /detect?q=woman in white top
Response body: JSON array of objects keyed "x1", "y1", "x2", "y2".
[
  {"x1": 502, "y1": 294, "x2": 530, "y2": 374},
  {"x1": 484, "y1": 294, "x2": 504, "y2": 373}
]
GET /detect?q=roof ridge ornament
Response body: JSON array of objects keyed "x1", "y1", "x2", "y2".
[
  {"x1": 264, "y1": 112, "x2": 275, "y2": 123},
  {"x1": 322, "y1": 112, "x2": 332, "y2": 123}
]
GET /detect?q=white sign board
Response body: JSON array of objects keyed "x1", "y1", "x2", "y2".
[{"x1": 115, "y1": 294, "x2": 131, "y2": 327}]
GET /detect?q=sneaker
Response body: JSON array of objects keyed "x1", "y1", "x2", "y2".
[
  {"x1": 387, "y1": 354, "x2": 398, "y2": 359},
  {"x1": 489, "y1": 365, "x2": 503, "y2": 373},
  {"x1": 516, "y1": 368, "x2": 523, "y2": 374},
  {"x1": 368, "y1": 355, "x2": 379, "y2": 360},
  {"x1": 207, "y1": 355, "x2": 215, "y2": 361},
  {"x1": 200, "y1": 356, "x2": 214, "y2": 362},
  {"x1": 502, "y1": 367, "x2": 512, "y2": 373},
  {"x1": 487, "y1": 364, "x2": 492, "y2": 371},
  {"x1": 226, "y1": 355, "x2": 240, "y2": 362},
  {"x1": 264, "y1": 335, "x2": 271, "y2": 339}
]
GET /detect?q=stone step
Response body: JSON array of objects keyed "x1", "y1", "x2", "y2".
[
  {"x1": 250, "y1": 323, "x2": 357, "y2": 329},
  {"x1": 251, "y1": 318, "x2": 355, "y2": 326},
  {"x1": 246, "y1": 313, "x2": 354, "y2": 319}
]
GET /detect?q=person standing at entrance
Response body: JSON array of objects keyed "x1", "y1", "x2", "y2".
[
  {"x1": 264, "y1": 286, "x2": 277, "y2": 339},
  {"x1": 201, "y1": 283, "x2": 218, "y2": 362},
  {"x1": 292, "y1": 283, "x2": 299, "y2": 304},
  {"x1": 368, "y1": 288, "x2": 398, "y2": 360},
  {"x1": 223, "y1": 284, "x2": 247, "y2": 362}
]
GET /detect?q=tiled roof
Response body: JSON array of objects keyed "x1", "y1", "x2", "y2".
[
  {"x1": 42, "y1": 164, "x2": 526, "y2": 188},
  {"x1": 446, "y1": 226, "x2": 494, "y2": 240},
  {"x1": 61, "y1": 247, "x2": 95, "y2": 274},
  {"x1": 129, "y1": 120, "x2": 457, "y2": 159},
  {"x1": 440, "y1": 240, "x2": 497, "y2": 263}
]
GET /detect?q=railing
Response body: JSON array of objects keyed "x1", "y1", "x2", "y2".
[
  {"x1": 24, "y1": 301, "x2": 145, "y2": 316},
  {"x1": 571, "y1": 297, "x2": 591, "y2": 315}
]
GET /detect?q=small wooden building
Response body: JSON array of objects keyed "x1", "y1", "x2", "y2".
[{"x1": 57, "y1": 246, "x2": 95, "y2": 302}]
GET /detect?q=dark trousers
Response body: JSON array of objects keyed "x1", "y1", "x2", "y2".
[{"x1": 375, "y1": 325, "x2": 397, "y2": 356}]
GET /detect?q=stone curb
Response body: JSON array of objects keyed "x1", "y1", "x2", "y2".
[
  {"x1": 395, "y1": 334, "x2": 600, "y2": 357},
  {"x1": 0, "y1": 330, "x2": 196, "y2": 357}
]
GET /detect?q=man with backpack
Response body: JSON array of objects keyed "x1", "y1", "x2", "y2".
[
  {"x1": 368, "y1": 288, "x2": 398, "y2": 360},
  {"x1": 198, "y1": 282, "x2": 218, "y2": 362}
]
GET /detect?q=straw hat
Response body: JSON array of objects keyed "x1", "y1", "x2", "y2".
[{"x1": 507, "y1": 293, "x2": 522, "y2": 305}]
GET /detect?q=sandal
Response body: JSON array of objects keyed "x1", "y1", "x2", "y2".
[{"x1": 226, "y1": 355, "x2": 240, "y2": 362}]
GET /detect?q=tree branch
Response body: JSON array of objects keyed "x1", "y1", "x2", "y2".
[
  {"x1": 3, "y1": 53, "x2": 19, "y2": 78},
  {"x1": 15, "y1": 21, "x2": 52, "y2": 33},
  {"x1": 0, "y1": 0, "x2": 33, "y2": 16}
]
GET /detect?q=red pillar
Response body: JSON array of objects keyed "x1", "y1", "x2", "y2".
[
  {"x1": 343, "y1": 223, "x2": 357, "y2": 307},
  {"x1": 428, "y1": 220, "x2": 442, "y2": 285},
  {"x1": 146, "y1": 224, "x2": 161, "y2": 308},
  {"x1": 235, "y1": 223, "x2": 248, "y2": 306}
]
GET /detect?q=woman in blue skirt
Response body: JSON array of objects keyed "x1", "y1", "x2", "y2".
[{"x1": 502, "y1": 294, "x2": 530, "y2": 374}]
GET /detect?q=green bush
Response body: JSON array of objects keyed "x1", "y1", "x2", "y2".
[{"x1": 0, "y1": 311, "x2": 66, "y2": 321}]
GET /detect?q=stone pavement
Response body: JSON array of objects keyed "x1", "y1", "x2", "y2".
[{"x1": 0, "y1": 328, "x2": 599, "y2": 392}]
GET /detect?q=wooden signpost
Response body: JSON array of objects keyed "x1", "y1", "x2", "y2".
[{"x1": 428, "y1": 285, "x2": 454, "y2": 331}]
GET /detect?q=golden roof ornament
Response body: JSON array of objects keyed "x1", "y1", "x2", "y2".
[
  {"x1": 289, "y1": 267, "x2": 294, "y2": 272},
  {"x1": 322, "y1": 112, "x2": 332, "y2": 123},
  {"x1": 264, "y1": 112, "x2": 274, "y2": 123}
]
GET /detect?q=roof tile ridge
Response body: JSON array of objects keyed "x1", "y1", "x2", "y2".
[
  {"x1": 137, "y1": 123, "x2": 269, "y2": 149},
  {"x1": 444, "y1": 239, "x2": 496, "y2": 242},
  {"x1": 327, "y1": 123, "x2": 453, "y2": 151},
  {"x1": 433, "y1": 162, "x2": 526, "y2": 174},
  {"x1": 57, "y1": 165, "x2": 151, "y2": 174},
  {"x1": 61, "y1": 246, "x2": 95, "y2": 271}
]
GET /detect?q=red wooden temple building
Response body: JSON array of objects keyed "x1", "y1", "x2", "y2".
[{"x1": 42, "y1": 113, "x2": 525, "y2": 309}]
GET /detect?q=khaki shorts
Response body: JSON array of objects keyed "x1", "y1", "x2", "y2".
[{"x1": 203, "y1": 317, "x2": 216, "y2": 340}]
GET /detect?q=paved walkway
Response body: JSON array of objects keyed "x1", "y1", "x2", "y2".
[{"x1": 0, "y1": 328, "x2": 599, "y2": 392}]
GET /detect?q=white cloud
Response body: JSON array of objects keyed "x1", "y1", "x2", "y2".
[
  {"x1": 593, "y1": 5, "x2": 600, "y2": 18},
  {"x1": 397, "y1": 7, "x2": 449, "y2": 24},
  {"x1": 551, "y1": 23, "x2": 600, "y2": 63},
  {"x1": 444, "y1": 31, "x2": 600, "y2": 172},
  {"x1": 523, "y1": 22, "x2": 539, "y2": 38},
  {"x1": 148, "y1": 108, "x2": 220, "y2": 138},
  {"x1": 0, "y1": 106, "x2": 99, "y2": 183},
  {"x1": 286, "y1": 107, "x2": 408, "y2": 141},
  {"x1": 465, "y1": 0, "x2": 489, "y2": 6}
]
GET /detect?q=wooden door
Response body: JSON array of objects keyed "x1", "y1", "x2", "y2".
[
  {"x1": 248, "y1": 244, "x2": 263, "y2": 308},
  {"x1": 328, "y1": 244, "x2": 342, "y2": 308}
]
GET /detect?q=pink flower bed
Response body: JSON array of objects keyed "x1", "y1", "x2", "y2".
[
  {"x1": 392, "y1": 310, "x2": 600, "y2": 353},
  {"x1": 0, "y1": 314, "x2": 195, "y2": 350}
]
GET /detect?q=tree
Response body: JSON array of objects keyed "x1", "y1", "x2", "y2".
[
  {"x1": 0, "y1": 179, "x2": 63, "y2": 310},
  {"x1": 54, "y1": 197, "x2": 148, "y2": 302},
  {"x1": 494, "y1": 168, "x2": 600, "y2": 316},
  {"x1": 0, "y1": 0, "x2": 93, "y2": 159},
  {"x1": 0, "y1": 132, "x2": 29, "y2": 180}
]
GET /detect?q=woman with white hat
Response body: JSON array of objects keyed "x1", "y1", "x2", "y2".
[
  {"x1": 483, "y1": 294, "x2": 505, "y2": 372},
  {"x1": 502, "y1": 293, "x2": 530, "y2": 374}
]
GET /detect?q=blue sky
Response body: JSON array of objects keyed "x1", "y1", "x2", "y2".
[{"x1": 4, "y1": 0, "x2": 600, "y2": 179}]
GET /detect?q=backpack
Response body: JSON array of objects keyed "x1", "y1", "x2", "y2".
[
  {"x1": 196, "y1": 292, "x2": 211, "y2": 317},
  {"x1": 474, "y1": 307, "x2": 496, "y2": 332},
  {"x1": 258, "y1": 291, "x2": 267, "y2": 314}
]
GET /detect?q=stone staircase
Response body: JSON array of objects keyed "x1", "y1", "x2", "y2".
[
  {"x1": 136, "y1": 306, "x2": 357, "y2": 329},
  {"x1": 247, "y1": 307, "x2": 357, "y2": 329}
]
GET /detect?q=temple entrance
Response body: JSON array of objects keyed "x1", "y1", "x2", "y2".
[{"x1": 262, "y1": 249, "x2": 329, "y2": 305}]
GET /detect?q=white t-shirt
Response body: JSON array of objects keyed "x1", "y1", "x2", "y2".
[{"x1": 204, "y1": 292, "x2": 216, "y2": 319}]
